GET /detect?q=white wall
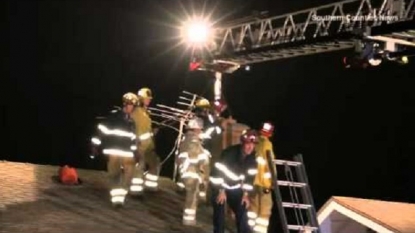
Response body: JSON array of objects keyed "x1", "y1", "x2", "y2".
[{"x1": 320, "y1": 210, "x2": 372, "y2": 233}]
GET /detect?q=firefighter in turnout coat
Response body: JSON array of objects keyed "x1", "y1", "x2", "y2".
[
  {"x1": 90, "y1": 93, "x2": 139, "y2": 207},
  {"x1": 193, "y1": 98, "x2": 222, "y2": 202},
  {"x1": 177, "y1": 117, "x2": 210, "y2": 225},
  {"x1": 210, "y1": 129, "x2": 259, "y2": 233},
  {"x1": 130, "y1": 87, "x2": 160, "y2": 194},
  {"x1": 247, "y1": 122, "x2": 277, "y2": 233}
]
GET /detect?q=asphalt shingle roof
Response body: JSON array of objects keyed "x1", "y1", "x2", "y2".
[{"x1": 0, "y1": 161, "x2": 231, "y2": 233}]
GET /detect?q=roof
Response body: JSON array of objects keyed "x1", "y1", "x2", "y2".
[
  {"x1": 317, "y1": 196, "x2": 415, "y2": 233},
  {"x1": 0, "y1": 161, "x2": 234, "y2": 233}
]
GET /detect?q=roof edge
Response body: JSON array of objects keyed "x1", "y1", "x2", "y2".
[
  {"x1": 317, "y1": 196, "x2": 398, "y2": 233},
  {"x1": 333, "y1": 196, "x2": 401, "y2": 233}
]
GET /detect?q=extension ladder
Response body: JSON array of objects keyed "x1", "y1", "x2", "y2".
[{"x1": 266, "y1": 152, "x2": 320, "y2": 233}]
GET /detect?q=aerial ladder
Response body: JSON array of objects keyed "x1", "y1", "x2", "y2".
[{"x1": 187, "y1": 0, "x2": 415, "y2": 98}]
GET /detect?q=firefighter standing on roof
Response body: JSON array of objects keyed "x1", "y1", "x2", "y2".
[
  {"x1": 130, "y1": 87, "x2": 160, "y2": 194},
  {"x1": 196, "y1": 98, "x2": 222, "y2": 141},
  {"x1": 247, "y1": 122, "x2": 277, "y2": 233},
  {"x1": 210, "y1": 129, "x2": 258, "y2": 233},
  {"x1": 177, "y1": 116, "x2": 210, "y2": 225},
  {"x1": 194, "y1": 98, "x2": 222, "y2": 200},
  {"x1": 90, "y1": 93, "x2": 138, "y2": 207}
]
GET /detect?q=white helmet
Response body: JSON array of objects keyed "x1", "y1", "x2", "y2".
[{"x1": 187, "y1": 117, "x2": 204, "y2": 129}]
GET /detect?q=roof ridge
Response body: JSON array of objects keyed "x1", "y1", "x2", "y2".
[
  {"x1": 333, "y1": 195, "x2": 415, "y2": 206},
  {"x1": 333, "y1": 196, "x2": 401, "y2": 233},
  {"x1": 1, "y1": 160, "x2": 61, "y2": 167}
]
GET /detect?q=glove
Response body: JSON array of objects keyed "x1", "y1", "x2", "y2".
[{"x1": 90, "y1": 146, "x2": 99, "y2": 159}]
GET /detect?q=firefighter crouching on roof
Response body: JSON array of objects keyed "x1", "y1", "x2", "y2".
[
  {"x1": 177, "y1": 117, "x2": 210, "y2": 225},
  {"x1": 210, "y1": 129, "x2": 259, "y2": 233},
  {"x1": 247, "y1": 122, "x2": 277, "y2": 233},
  {"x1": 130, "y1": 87, "x2": 160, "y2": 195},
  {"x1": 90, "y1": 93, "x2": 139, "y2": 207}
]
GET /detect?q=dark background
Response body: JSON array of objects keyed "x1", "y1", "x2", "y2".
[{"x1": 4, "y1": 0, "x2": 415, "y2": 217}]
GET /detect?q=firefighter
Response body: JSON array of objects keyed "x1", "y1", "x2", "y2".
[
  {"x1": 175, "y1": 98, "x2": 211, "y2": 192},
  {"x1": 247, "y1": 122, "x2": 277, "y2": 233},
  {"x1": 195, "y1": 98, "x2": 222, "y2": 141},
  {"x1": 90, "y1": 92, "x2": 139, "y2": 207},
  {"x1": 194, "y1": 98, "x2": 222, "y2": 202},
  {"x1": 130, "y1": 87, "x2": 160, "y2": 194},
  {"x1": 177, "y1": 117, "x2": 210, "y2": 225},
  {"x1": 210, "y1": 129, "x2": 259, "y2": 233}
]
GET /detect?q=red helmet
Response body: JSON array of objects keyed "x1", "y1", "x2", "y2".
[
  {"x1": 240, "y1": 129, "x2": 259, "y2": 144},
  {"x1": 213, "y1": 99, "x2": 227, "y2": 116},
  {"x1": 260, "y1": 122, "x2": 274, "y2": 137}
]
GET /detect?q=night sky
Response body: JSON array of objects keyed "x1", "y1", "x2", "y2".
[{"x1": 4, "y1": 0, "x2": 415, "y2": 214}]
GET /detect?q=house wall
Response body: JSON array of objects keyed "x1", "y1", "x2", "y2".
[
  {"x1": 208, "y1": 117, "x2": 249, "y2": 164},
  {"x1": 320, "y1": 210, "x2": 375, "y2": 233},
  {"x1": 221, "y1": 117, "x2": 249, "y2": 149}
]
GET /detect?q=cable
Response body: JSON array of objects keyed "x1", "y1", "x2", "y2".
[
  {"x1": 152, "y1": 120, "x2": 179, "y2": 132},
  {"x1": 160, "y1": 136, "x2": 180, "y2": 166}
]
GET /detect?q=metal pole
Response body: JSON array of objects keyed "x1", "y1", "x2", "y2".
[
  {"x1": 293, "y1": 154, "x2": 320, "y2": 232},
  {"x1": 214, "y1": 72, "x2": 222, "y2": 100},
  {"x1": 266, "y1": 150, "x2": 289, "y2": 233},
  {"x1": 172, "y1": 119, "x2": 185, "y2": 182}
]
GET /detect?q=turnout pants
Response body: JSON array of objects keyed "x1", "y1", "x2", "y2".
[
  {"x1": 182, "y1": 177, "x2": 200, "y2": 225},
  {"x1": 131, "y1": 145, "x2": 160, "y2": 194},
  {"x1": 212, "y1": 189, "x2": 251, "y2": 233},
  {"x1": 107, "y1": 155, "x2": 136, "y2": 204},
  {"x1": 248, "y1": 186, "x2": 273, "y2": 233},
  {"x1": 197, "y1": 161, "x2": 210, "y2": 201}
]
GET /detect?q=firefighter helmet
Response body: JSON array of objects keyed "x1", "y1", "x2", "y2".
[
  {"x1": 260, "y1": 122, "x2": 274, "y2": 137},
  {"x1": 195, "y1": 98, "x2": 210, "y2": 109},
  {"x1": 122, "y1": 92, "x2": 139, "y2": 105},
  {"x1": 213, "y1": 99, "x2": 227, "y2": 115},
  {"x1": 137, "y1": 87, "x2": 153, "y2": 99},
  {"x1": 187, "y1": 117, "x2": 204, "y2": 129},
  {"x1": 240, "y1": 129, "x2": 259, "y2": 144}
]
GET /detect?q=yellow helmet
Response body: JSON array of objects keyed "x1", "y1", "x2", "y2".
[
  {"x1": 195, "y1": 98, "x2": 210, "y2": 108},
  {"x1": 122, "y1": 92, "x2": 139, "y2": 105},
  {"x1": 137, "y1": 87, "x2": 153, "y2": 99}
]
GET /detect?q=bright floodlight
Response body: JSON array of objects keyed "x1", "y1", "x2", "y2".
[{"x1": 182, "y1": 19, "x2": 211, "y2": 44}]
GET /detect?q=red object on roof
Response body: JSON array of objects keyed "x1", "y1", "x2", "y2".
[{"x1": 189, "y1": 62, "x2": 201, "y2": 71}]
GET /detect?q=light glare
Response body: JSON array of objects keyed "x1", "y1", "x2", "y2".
[
  {"x1": 187, "y1": 23, "x2": 208, "y2": 43},
  {"x1": 263, "y1": 123, "x2": 272, "y2": 131},
  {"x1": 182, "y1": 18, "x2": 211, "y2": 45}
]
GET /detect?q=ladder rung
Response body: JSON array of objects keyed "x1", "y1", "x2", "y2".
[
  {"x1": 287, "y1": 225, "x2": 318, "y2": 231},
  {"x1": 274, "y1": 159, "x2": 302, "y2": 166},
  {"x1": 282, "y1": 202, "x2": 312, "y2": 209},
  {"x1": 277, "y1": 180, "x2": 307, "y2": 187}
]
